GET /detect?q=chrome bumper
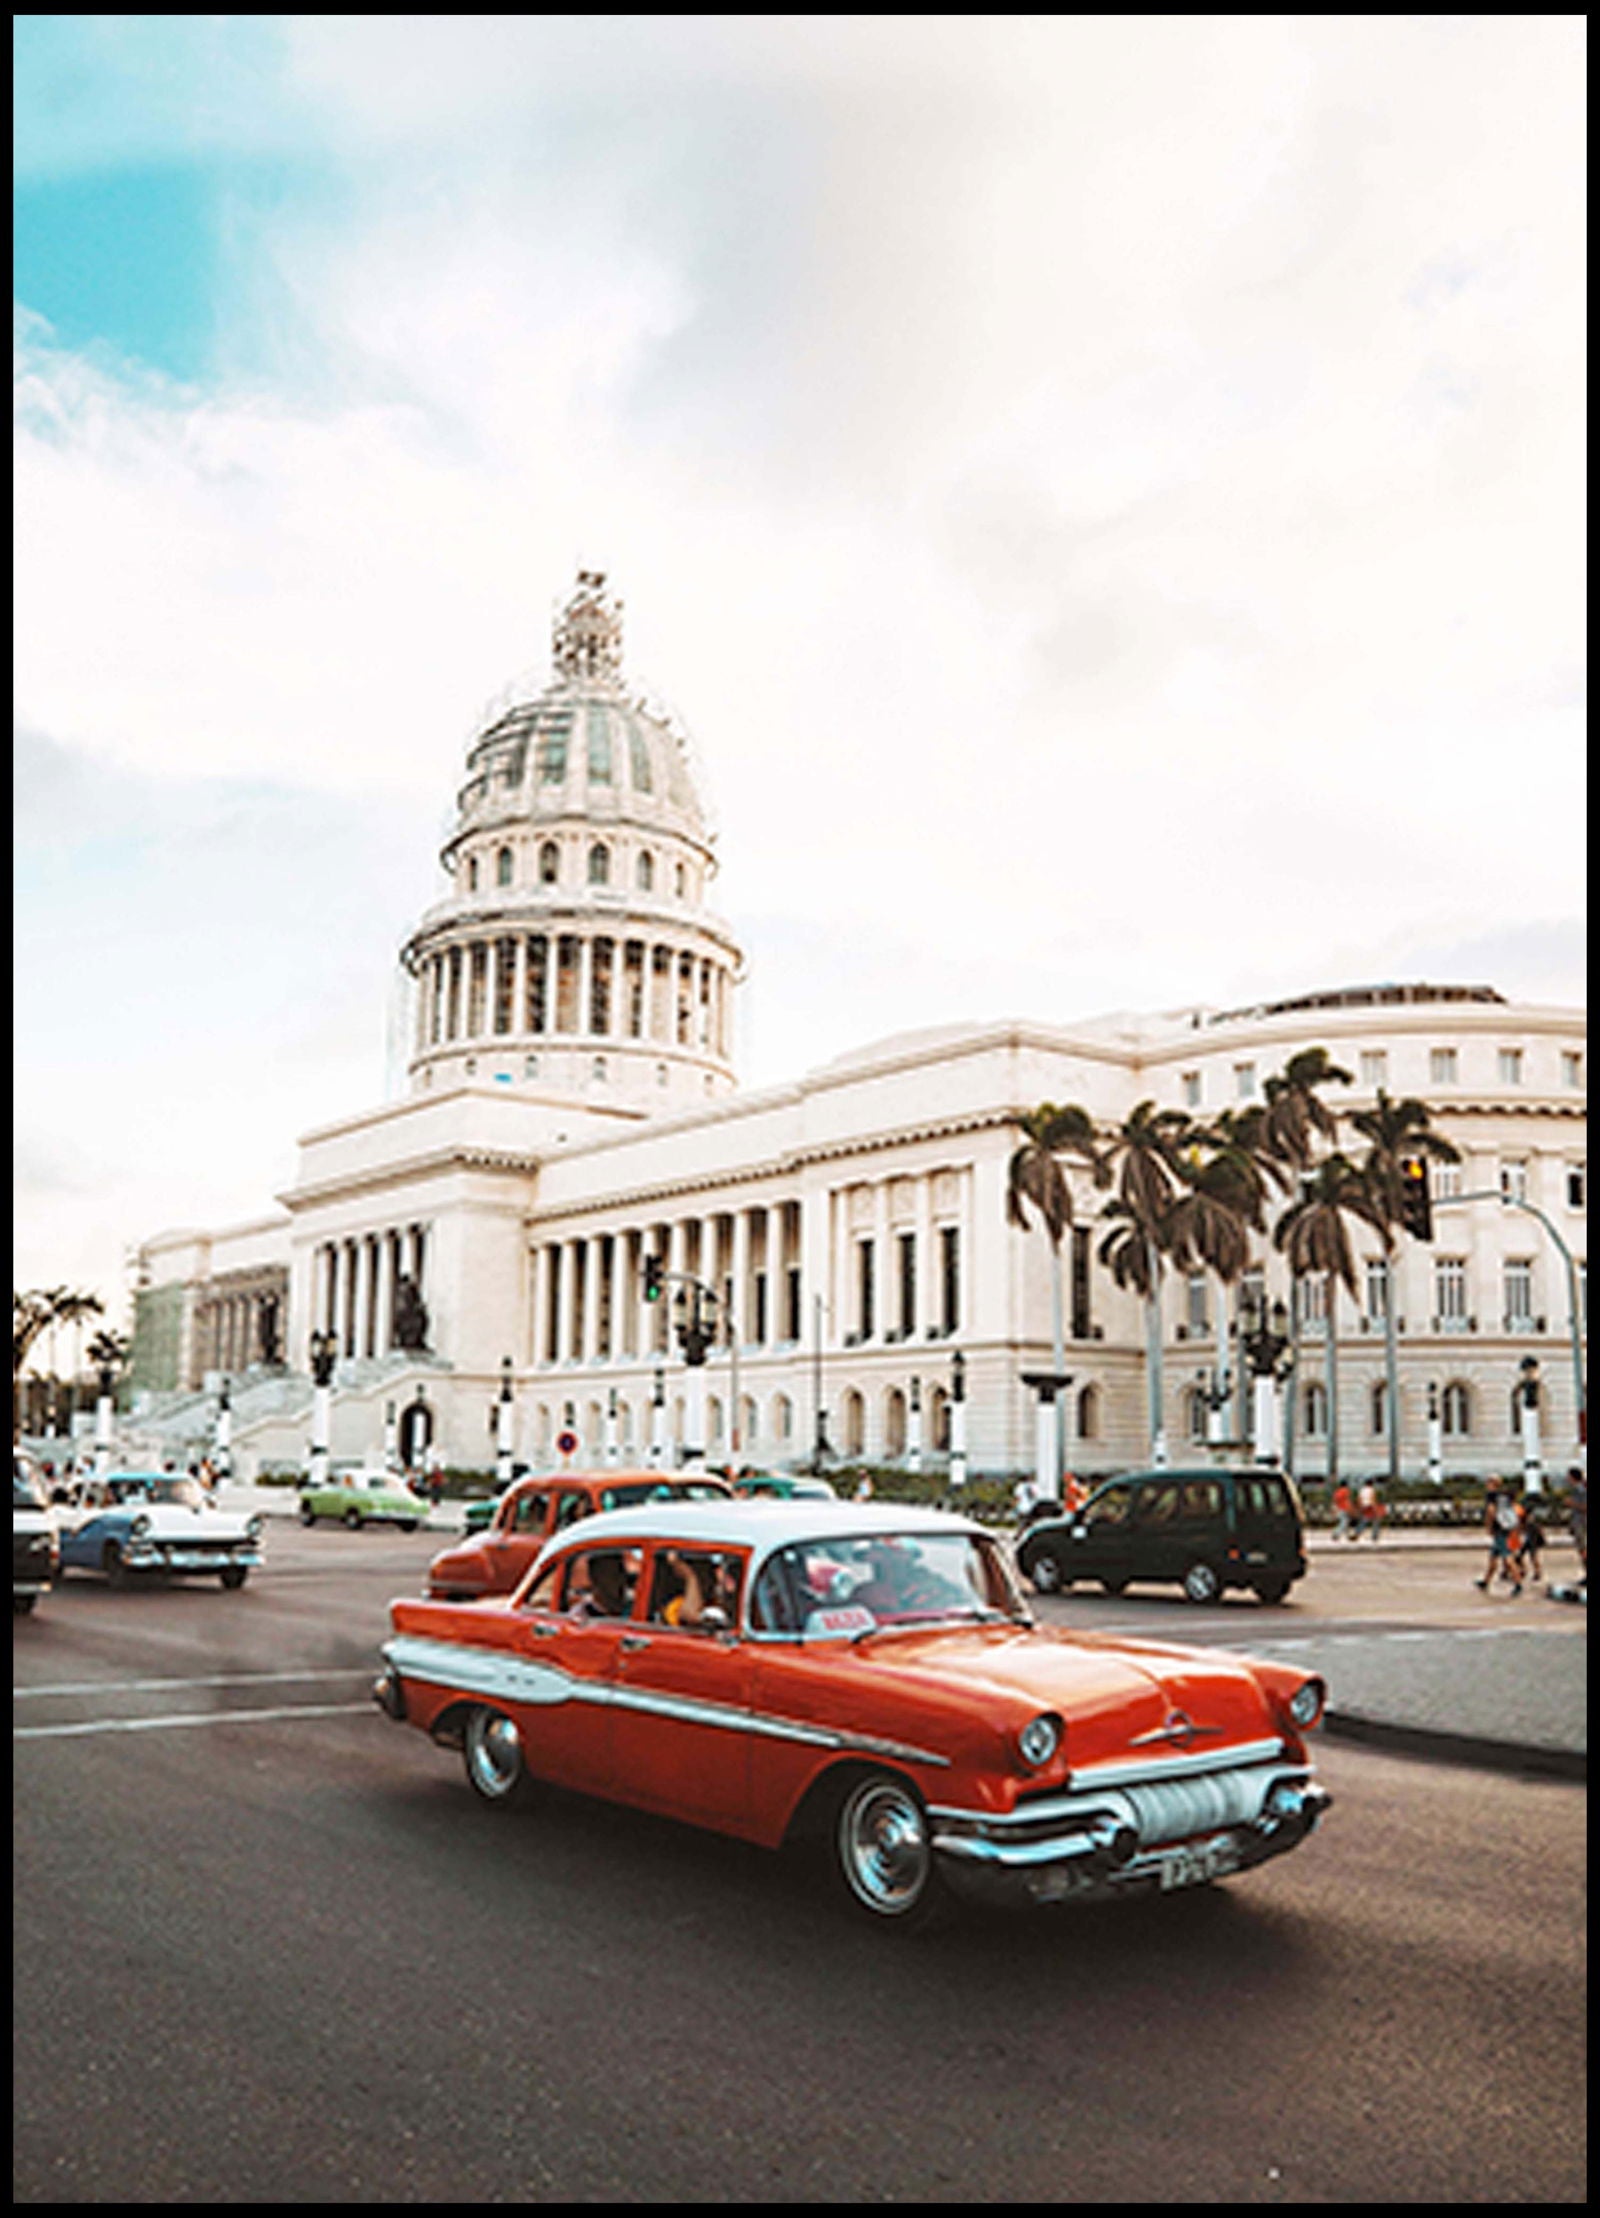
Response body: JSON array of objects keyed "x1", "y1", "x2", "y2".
[{"x1": 930, "y1": 1764, "x2": 1332, "y2": 1910}]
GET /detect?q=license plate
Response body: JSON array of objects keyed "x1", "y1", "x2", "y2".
[{"x1": 1157, "y1": 1835, "x2": 1241, "y2": 1891}]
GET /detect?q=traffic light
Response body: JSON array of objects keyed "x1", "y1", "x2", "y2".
[
  {"x1": 643, "y1": 1253, "x2": 664, "y2": 1302},
  {"x1": 1398, "y1": 1156, "x2": 1432, "y2": 1241}
]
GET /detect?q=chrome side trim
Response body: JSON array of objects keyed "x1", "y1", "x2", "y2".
[{"x1": 383, "y1": 1635, "x2": 951, "y2": 1769}]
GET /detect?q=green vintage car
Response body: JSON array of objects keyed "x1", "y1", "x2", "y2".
[{"x1": 299, "y1": 1468, "x2": 425, "y2": 1531}]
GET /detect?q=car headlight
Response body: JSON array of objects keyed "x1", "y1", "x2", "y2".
[
  {"x1": 1017, "y1": 1712, "x2": 1064, "y2": 1770},
  {"x1": 246, "y1": 1516, "x2": 264, "y2": 1542},
  {"x1": 129, "y1": 1515, "x2": 152, "y2": 1540},
  {"x1": 1287, "y1": 1677, "x2": 1325, "y2": 1730}
]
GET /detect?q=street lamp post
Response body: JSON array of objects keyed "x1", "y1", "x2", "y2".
[
  {"x1": 93, "y1": 1352, "x2": 122, "y2": 1482},
  {"x1": 949, "y1": 1350, "x2": 968, "y2": 1498},
  {"x1": 495, "y1": 1357, "x2": 515, "y2": 1486},
  {"x1": 1020, "y1": 1370, "x2": 1073, "y2": 1507},
  {"x1": 604, "y1": 1385, "x2": 621, "y2": 1467},
  {"x1": 907, "y1": 1376, "x2": 923, "y2": 1475},
  {"x1": 308, "y1": 1330, "x2": 337, "y2": 1487},
  {"x1": 213, "y1": 1376, "x2": 233, "y2": 1484},
  {"x1": 1519, "y1": 1357, "x2": 1543, "y2": 1495},
  {"x1": 1426, "y1": 1380, "x2": 1444, "y2": 1487},
  {"x1": 1241, "y1": 1296, "x2": 1293, "y2": 1467},
  {"x1": 649, "y1": 1366, "x2": 667, "y2": 1470},
  {"x1": 674, "y1": 1281, "x2": 716, "y2": 1472},
  {"x1": 811, "y1": 1295, "x2": 832, "y2": 1477}
]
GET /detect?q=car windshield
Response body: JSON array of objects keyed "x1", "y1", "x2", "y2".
[
  {"x1": 596, "y1": 1480, "x2": 729, "y2": 1511},
  {"x1": 145, "y1": 1478, "x2": 206, "y2": 1509},
  {"x1": 750, "y1": 1530, "x2": 1028, "y2": 1636},
  {"x1": 13, "y1": 1464, "x2": 47, "y2": 1511}
]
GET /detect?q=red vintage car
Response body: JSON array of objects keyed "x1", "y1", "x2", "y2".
[
  {"x1": 425, "y1": 1469, "x2": 734, "y2": 1600},
  {"x1": 377, "y1": 1503, "x2": 1331, "y2": 1928}
]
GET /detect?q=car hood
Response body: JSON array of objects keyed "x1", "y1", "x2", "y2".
[{"x1": 846, "y1": 1624, "x2": 1277, "y2": 1765}]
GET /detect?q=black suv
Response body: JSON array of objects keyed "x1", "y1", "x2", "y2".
[{"x1": 1016, "y1": 1468, "x2": 1306, "y2": 1605}]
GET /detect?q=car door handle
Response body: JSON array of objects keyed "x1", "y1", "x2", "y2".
[{"x1": 619, "y1": 1633, "x2": 652, "y2": 1653}]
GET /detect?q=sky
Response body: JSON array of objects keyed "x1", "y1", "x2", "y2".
[{"x1": 14, "y1": 16, "x2": 1587, "y2": 1319}]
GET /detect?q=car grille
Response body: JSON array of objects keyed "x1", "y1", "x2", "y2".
[{"x1": 1111, "y1": 1765, "x2": 1276, "y2": 1844}]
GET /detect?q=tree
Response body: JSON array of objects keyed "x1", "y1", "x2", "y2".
[
  {"x1": 13, "y1": 1287, "x2": 104, "y2": 1438},
  {"x1": 1006, "y1": 1104, "x2": 1103, "y2": 1486},
  {"x1": 1094, "y1": 1102, "x2": 1195, "y2": 1463},
  {"x1": 1261, "y1": 1047, "x2": 1354, "y2": 1170},
  {"x1": 1272, "y1": 1155, "x2": 1386, "y2": 1486},
  {"x1": 1347, "y1": 1091, "x2": 1462, "y2": 1482}
]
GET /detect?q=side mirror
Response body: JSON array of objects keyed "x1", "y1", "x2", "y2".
[{"x1": 698, "y1": 1605, "x2": 732, "y2": 1635}]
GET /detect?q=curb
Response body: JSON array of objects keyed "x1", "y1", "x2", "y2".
[{"x1": 1323, "y1": 1709, "x2": 1587, "y2": 1783}]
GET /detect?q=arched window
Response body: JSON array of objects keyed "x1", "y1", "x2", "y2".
[
  {"x1": 842, "y1": 1389, "x2": 866, "y2": 1459},
  {"x1": 1369, "y1": 1381, "x2": 1387, "y2": 1435},
  {"x1": 539, "y1": 841, "x2": 560, "y2": 886},
  {"x1": 675, "y1": 862, "x2": 687, "y2": 900},
  {"x1": 774, "y1": 1393, "x2": 793, "y2": 1443},
  {"x1": 636, "y1": 850, "x2": 654, "y2": 893},
  {"x1": 929, "y1": 1385, "x2": 950, "y2": 1453},
  {"x1": 1077, "y1": 1383, "x2": 1100, "y2": 1442},
  {"x1": 1442, "y1": 1381, "x2": 1472, "y2": 1436},
  {"x1": 589, "y1": 842, "x2": 610, "y2": 887},
  {"x1": 886, "y1": 1388, "x2": 907, "y2": 1458},
  {"x1": 1302, "y1": 1380, "x2": 1327, "y2": 1438},
  {"x1": 466, "y1": 856, "x2": 479, "y2": 892},
  {"x1": 496, "y1": 846, "x2": 514, "y2": 887}
]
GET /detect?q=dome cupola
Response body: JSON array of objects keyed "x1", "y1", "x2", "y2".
[{"x1": 400, "y1": 572, "x2": 744, "y2": 1112}]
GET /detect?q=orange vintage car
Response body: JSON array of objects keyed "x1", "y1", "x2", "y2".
[
  {"x1": 424, "y1": 1469, "x2": 734, "y2": 1600},
  {"x1": 377, "y1": 1502, "x2": 1331, "y2": 1928}
]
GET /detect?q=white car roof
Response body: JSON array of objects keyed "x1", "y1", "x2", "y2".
[{"x1": 531, "y1": 1498, "x2": 988, "y2": 1580}]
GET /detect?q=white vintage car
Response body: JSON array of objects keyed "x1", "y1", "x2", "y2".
[
  {"x1": 56, "y1": 1472, "x2": 264, "y2": 1589},
  {"x1": 13, "y1": 1455, "x2": 59, "y2": 1614}
]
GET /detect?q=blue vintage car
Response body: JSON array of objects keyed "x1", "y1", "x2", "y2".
[{"x1": 57, "y1": 1473, "x2": 264, "y2": 1589}]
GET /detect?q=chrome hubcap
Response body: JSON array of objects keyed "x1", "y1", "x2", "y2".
[
  {"x1": 469, "y1": 1712, "x2": 522, "y2": 1797},
  {"x1": 842, "y1": 1782, "x2": 930, "y2": 1914}
]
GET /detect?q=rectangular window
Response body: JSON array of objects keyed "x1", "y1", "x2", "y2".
[
  {"x1": 897, "y1": 1232, "x2": 916, "y2": 1339},
  {"x1": 1364, "y1": 1258, "x2": 1389, "y2": 1321},
  {"x1": 856, "y1": 1239, "x2": 875, "y2": 1341},
  {"x1": 1185, "y1": 1274, "x2": 1209, "y2": 1333},
  {"x1": 1504, "y1": 1259, "x2": 1534, "y2": 1323},
  {"x1": 1568, "y1": 1162, "x2": 1587, "y2": 1211},
  {"x1": 1181, "y1": 1071, "x2": 1202, "y2": 1108},
  {"x1": 1498, "y1": 1048, "x2": 1524, "y2": 1085},
  {"x1": 1561, "y1": 1051, "x2": 1583, "y2": 1089},
  {"x1": 1500, "y1": 1159, "x2": 1529, "y2": 1203},
  {"x1": 785, "y1": 1266, "x2": 802, "y2": 1345},
  {"x1": 1296, "y1": 1275, "x2": 1326, "y2": 1326},
  {"x1": 467, "y1": 943, "x2": 488, "y2": 1036},
  {"x1": 1430, "y1": 1047, "x2": 1458, "y2": 1086},
  {"x1": 1234, "y1": 1062, "x2": 1257, "y2": 1100},
  {"x1": 940, "y1": 1226, "x2": 961, "y2": 1336},
  {"x1": 1360, "y1": 1050, "x2": 1387, "y2": 1089},
  {"x1": 1070, "y1": 1225, "x2": 1092, "y2": 1340},
  {"x1": 1434, "y1": 1162, "x2": 1463, "y2": 1199},
  {"x1": 536, "y1": 724, "x2": 570, "y2": 782},
  {"x1": 1434, "y1": 1255, "x2": 1468, "y2": 1322}
]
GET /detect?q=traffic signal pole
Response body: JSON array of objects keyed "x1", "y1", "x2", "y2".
[{"x1": 1433, "y1": 1189, "x2": 1587, "y2": 1468}]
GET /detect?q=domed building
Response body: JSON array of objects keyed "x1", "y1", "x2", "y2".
[
  {"x1": 403, "y1": 573, "x2": 743, "y2": 1109},
  {"x1": 125, "y1": 573, "x2": 1587, "y2": 1492}
]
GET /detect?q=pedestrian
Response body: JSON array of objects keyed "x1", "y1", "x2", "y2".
[
  {"x1": 1331, "y1": 1479, "x2": 1356, "y2": 1541},
  {"x1": 1061, "y1": 1470, "x2": 1087, "y2": 1516},
  {"x1": 1517, "y1": 1493, "x2": 1546, "y2": 1585},
  {"x1": 853, "y1": 1471, "x2": 873, "y2": 1503},
  {"x1": 1475, "y1": 1480, "x2": 1521, "y2": 1594},
  {"x1": 1014, "y1": 1474, "x2": 1037, "y2": 1525},
  {"x1": 1566, "y1": 1468, "x2": 1587, "y2": 1579},
  {"x1": 1356, "y1": 1479, "x2": 1384, "y2": 1542}
]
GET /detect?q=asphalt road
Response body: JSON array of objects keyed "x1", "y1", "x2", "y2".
[{"x1": 13, "y1": 1529, "x2": 1588, "y2": 2204}]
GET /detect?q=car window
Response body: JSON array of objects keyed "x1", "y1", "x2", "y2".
[
  {"x1": 749, "y1": 1533, "x2": 1022, "y2": 1635},
  {"x1": 1086, "y1": 1485, "x2": 1135, "y2": 1527},
  {"x1": 1136, "y1": 1483, "x2": 1182, "y2": 1525},
  {"x1": 510, "y1": 1491, "x2": 548, "y2": 1534},
  {"x1": 560, "y1": 1546, "x2": 643, "y2": 1618},
  {"x1": 645, "y1": 1548, "x2": 745, "y2": 1630},
  {"x1": 552, "y1": 1491, "x2": 590, "y2": 1530},
  {"x1": 521, "y1": 1560, "x2": 563, "y2": 1612},
  {"x1": 1177, "y1": 1480, "x2": 1223, "y2": 1520},
  {"x1": 1238, "y1": 1476, "x2": 1293, "y2": 1519}
]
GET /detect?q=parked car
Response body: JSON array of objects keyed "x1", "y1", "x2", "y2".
[
  {"x1": 426, "y1": 1469, "x2": 734, "y2": 1600},
  {"x1": 299, "y1": 1469, "x2": 426, "y2": 1530},
  {"x1": 376, "y1": 1500, "x2": 1331, "y2": 1928},
  {"x1": 56, "y1": 1473, "x2": 263, "y2": 1589},
  {"x1": 1015, "y1": 1468, "x2": 1307, "y2": 1605},
  {"x1": 731, "y1": 1472, "x2": 838, "y2": 1502},
  {"x1": 13, "y1": 1455, "x2": 59, "y2": 1614}
]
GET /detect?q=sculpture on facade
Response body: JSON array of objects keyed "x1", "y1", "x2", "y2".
[{"x1": 393, "y1": 1274, "x2": 430, "y2": 1353}]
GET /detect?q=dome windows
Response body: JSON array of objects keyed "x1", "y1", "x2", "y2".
[
  {"x1": 588, "y1": 843, "x2": 611, "y2": 887},
  {"x1": 466, "y1": 856, "x2": 480, "y2": 892},
  {"x1": 539, "y1": 841, "x2": 560, "y2": 886},
  {"x1": 586, "y1": 705, "x2": 614, "y2": 784},
  {"x1": 637, "y1": 851, "x2": 655, "y2": 894},
  {"x1": 496, "y1": 846, "x2": 514, "y2": 888},
  {"x1": 628, "y1": 723, "x2": 653, "y2": 793}
]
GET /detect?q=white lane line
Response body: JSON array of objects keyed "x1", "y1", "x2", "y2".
[
  {"x1": 15, "y1": 1702, "x2": 376, "y2": 1741},
  {"x1": 16, "y1": 1668, "x2": 371, "y2": 1700}
]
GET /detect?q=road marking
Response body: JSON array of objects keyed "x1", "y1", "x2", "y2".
[
  {"x1": 15, "y1": 1702, "x2": 376, "y2": 1741},
  {"x1": 15, "y1": 1668, "x2": 371, "y2": 1701}
]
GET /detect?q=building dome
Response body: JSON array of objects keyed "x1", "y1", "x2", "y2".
[{"x1": 400, "y1": 572, "x2": 744, "y2": 1110}]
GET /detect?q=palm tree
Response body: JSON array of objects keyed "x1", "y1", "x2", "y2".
[
  {"x1": 1272, "y1": 1155, "x2": 1386, "y2": 1486},
  {"x1": 1006, "y1": 1104, "x2": 1103, "y2": 1487},
  {"x1": 1348, "y1": 1091, "x2": 1462, "y2": 1483},
  {"x1": 1261, "y1": 1047, "x2": 1354, "y2": 1170},
  {"x1": 13, "y1": 1287, "x2": 104, "y2": 1438},
  {"x1": 1094, "y1": 1102, "x2": 1195, "y2": 1464},
  {"x1": 1167, "y1": 1135, "x2": 1266, "y2": 1448}
]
